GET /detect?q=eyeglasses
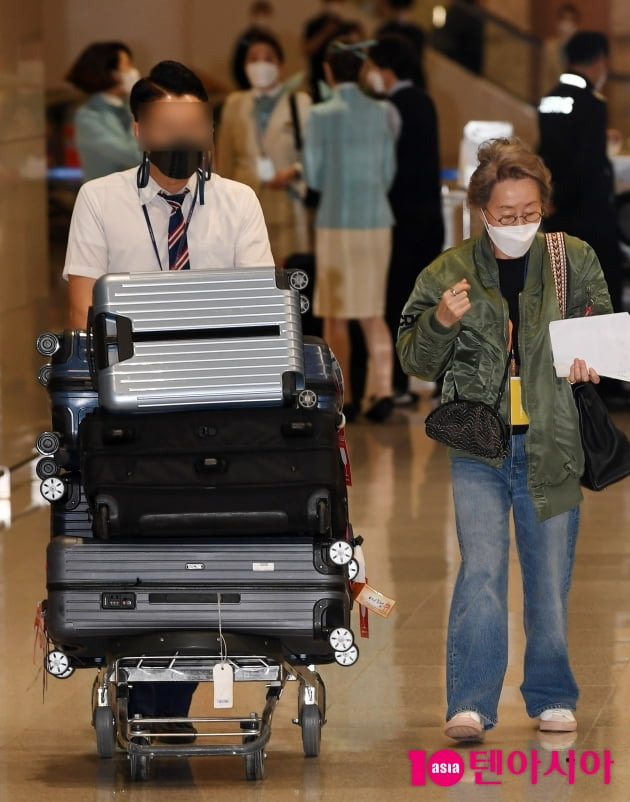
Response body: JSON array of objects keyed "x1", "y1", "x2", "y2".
[{"x1": 484, "y1": 209, "x2": 543, "y2": 226}]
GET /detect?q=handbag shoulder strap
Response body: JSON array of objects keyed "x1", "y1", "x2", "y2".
[
  {"x1": 545, "y1": 231, "x2": 568, "y2": 320},
  {"x1": 288, "y1": 92, "x2": 303, "y2": 153}
]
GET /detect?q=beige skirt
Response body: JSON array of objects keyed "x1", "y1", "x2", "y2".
[{"x1": 314, "y1": 227, "x2": 392, "y2": 319}]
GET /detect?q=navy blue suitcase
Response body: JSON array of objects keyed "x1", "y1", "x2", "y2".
[{"x1": 36, "y1": 329, "x2": 99, "y2": 471}]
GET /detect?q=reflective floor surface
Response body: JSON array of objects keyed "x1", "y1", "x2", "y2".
[{"x1": 1, "y1": 398, "x2": 629, "y2": 801}]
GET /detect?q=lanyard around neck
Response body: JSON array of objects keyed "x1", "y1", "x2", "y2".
[{"x1": 141, "y1": 179, "x2": 198, "y2": 271}]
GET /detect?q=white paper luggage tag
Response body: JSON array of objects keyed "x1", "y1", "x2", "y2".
[{"x1": 213, "y1": 662, "x2": 234, "y2": 708}]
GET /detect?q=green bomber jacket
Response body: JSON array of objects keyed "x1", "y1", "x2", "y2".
[{"x1": 396, "y1": 231, "x2": 613, "y2": 521}]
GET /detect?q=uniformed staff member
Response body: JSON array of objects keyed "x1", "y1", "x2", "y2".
[
  {"x1": 63, "y1": 60, "x2": 273, "y2": 742},
  {"x1": 538, "y1": 32, "x2": 623, "y2": 315}
]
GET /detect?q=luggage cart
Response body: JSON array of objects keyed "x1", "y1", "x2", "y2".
[{"x1": 74, "y1": 631, "x2": 355, "y2": 782}]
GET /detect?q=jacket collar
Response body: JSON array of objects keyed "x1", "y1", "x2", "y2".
[
  {"x1": 473, "y1": 230, "x2": 547, "y2": 292},
  {"x1": 559, "y1": 71, "x2": 592, "y2": 91}
]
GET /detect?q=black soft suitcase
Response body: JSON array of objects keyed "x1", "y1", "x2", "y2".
[
  {"x1": 50, "y1": 473, "x2": 94, "y2": 539},
  {"x1": 80, "y1": 406, "x2": 348, "y2": 540},
  {"x1": 46, "y1": 537, "x2": 351, "y2": 660}
]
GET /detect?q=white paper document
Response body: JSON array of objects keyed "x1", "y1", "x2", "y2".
[{"x1": 549, "y1": 313, "x2": 630, "y2": 381}]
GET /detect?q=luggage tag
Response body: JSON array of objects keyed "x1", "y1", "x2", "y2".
[
  {"x1": 352, "y1": 583, "x2": 397, "y2": 618},
  {"x1": 213, "y1": 598, "x2": 234, "y2": 708},
  {"x1": 338, "y1": 424, "x2": 352, "y2": 486},
  {"x1": 256, "y1": 156, "x2": 276, "y2": 182},
  {"x1": 213, "y1": 662, "x2": 234, "y2": 708}
]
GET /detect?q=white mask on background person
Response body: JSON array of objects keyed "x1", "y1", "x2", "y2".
[
  {"x1": 481, "y1": 211, "x2": 540, "y2": 258},
  {"x1": 118, "y1": 67, "x2": 140, "y2": 96},
  {"x1": 246, "y1": 60, "x2": 280, "y2": 90},
  {"x1": 366, "y1": 69, "x2": 386, "y2": 95},
  {"x1": 595, "y1": 68, "x2": 608, "y2": 92},
  {"x1": 557, "y1": 19, "x2": 577, "y2": 40}
]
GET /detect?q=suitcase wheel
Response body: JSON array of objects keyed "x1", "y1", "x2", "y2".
[
  {"x1": 289, "y1": 269, "x2": 309, "y2": 291},
  {"x1": 334, "y1": 644, "x2": 359, "y2": 667},
  {"x1": 298, "y1": 389, "x2": 318, "y2": 409},
  {"x1": 299, "y1": 294, "x2": 310, "y2": 315},
  {"x1": 44, "y1": 650, "x2": 75, "y2": 679},
  {"x1": 40, "y1": 476, "x2": 66, "y2": 503},
  {"x1": 327, "y1": 540, "x2": 353, "y2": 566},
  {"x1": 328, "y1": 627, "x2": 354, "y2": 653},
  {"x1": 94, "y1": 504, "x2": 111, "y2": 540},
  {"x1": 37, "y1": 364, "x2": 52, "y2": 387},
  {"x1": 347, "y1": 558, "x2": 360, "y2": 582},
  {"x1": 36, "y1": 431, "x2": 61, "y2": 456},
  {"x1": 300, "y1": 704, "x2": 322, "y2": 757},
  {"x1": 35, "y1": 331, "x2": 60, "y2": 357},
  {"x1": 36, "y1": 457, "x2": 59, "y2": 480}
]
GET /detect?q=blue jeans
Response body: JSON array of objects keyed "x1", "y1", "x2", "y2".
[{"x1": 446, "y1": 435, "x2": 579, "y2": 729}]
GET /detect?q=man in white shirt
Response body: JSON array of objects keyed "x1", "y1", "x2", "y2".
[
  {"x1": 65, "y1": 59, "x2": 273, "y2": 328},
  {"x1": 63, "y1": 60, "x2": 273, "y2": 740}
]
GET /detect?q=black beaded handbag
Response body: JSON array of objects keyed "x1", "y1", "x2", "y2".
[
  {"x1": 547, "y1": 231, "x2": 630, "y2": 491},
  {"x1": 425, "y1": 356, "x2": 511, "y2": 459}
]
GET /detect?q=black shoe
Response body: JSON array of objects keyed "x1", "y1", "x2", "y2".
[
  {"x1": 364, "y1": 396, "x2": 394, "y2": 423},
  {"x1": 156, "y1": 722, "x2": 198, "y2": 744},
  {"x1": 343, "y1": 402, "x2": 358, "y2": 423}
]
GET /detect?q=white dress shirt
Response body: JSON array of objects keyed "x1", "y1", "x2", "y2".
[{"x1": 63, "y1": 168, "x2": 273, "y2": 280}]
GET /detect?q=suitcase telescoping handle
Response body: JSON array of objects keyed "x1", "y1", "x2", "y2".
[{"x1": 87, "y1": 312, "x2": 135, "y2": 372}]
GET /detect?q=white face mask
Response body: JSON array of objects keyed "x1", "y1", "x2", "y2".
[
  {"x1": 118, "y1": 67, "x2": 140, "y2": 96},
  {"x1": 595, "y1": 68, "x2": 608, "y2": 92},
  {"x1": 246, "y1": 60, "x2": 280, "y2": 90},
  {"x1": 482, "y1": 211, "x2": 540, "y2": 258},
  {"x1": 557, "y1": 19, "x2": 577, "y2": 39},
  {"x1": 366, "y1": 69, "x2": 386, "y2": 95}
]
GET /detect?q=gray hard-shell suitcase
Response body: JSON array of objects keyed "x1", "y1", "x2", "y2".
[
  {"x1": 87, "y1": 268, "x2": 305, "y2": 412},
  {"x1": 46, "y1": 537, "x2": 351, "y2": 660}
]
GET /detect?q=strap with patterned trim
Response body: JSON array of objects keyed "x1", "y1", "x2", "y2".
[{"x1": 545, "y1": 231, "x2": 568, "y2": 320}]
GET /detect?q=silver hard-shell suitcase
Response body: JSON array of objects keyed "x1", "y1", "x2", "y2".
[{"x1": 88, "y1": 268, "x2": 305, "y2": 412}]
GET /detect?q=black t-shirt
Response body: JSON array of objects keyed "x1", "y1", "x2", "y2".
[{"x1": 496, "y1": 255, "x2": 527, "y2": 366}]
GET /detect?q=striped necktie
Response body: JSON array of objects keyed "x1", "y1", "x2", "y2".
[{"x1": 159, "y1": 189, "x2": 190, "y2": 270}]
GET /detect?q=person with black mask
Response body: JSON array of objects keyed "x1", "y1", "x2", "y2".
[
  {"x1": 367, "y1": 34, "x2": 444, "y2": 406},
  {"x1": 64, "y1": 61, "x2": 273, "y2": 739},
  {"x1": 65, "y1": 60, "x2": 273, "y2": 329}
]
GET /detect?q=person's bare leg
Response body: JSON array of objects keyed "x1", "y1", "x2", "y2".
[
  {"x1": 359, "y1": 316, "x2": 394, "y2": 400},
  {"x1": 324, "y1": 317, "x2": 352, "y2": 403}
]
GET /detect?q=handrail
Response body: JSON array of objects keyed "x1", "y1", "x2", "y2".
[{"x1": 442, "y1": 0, "x2": 540, "y2": 47}]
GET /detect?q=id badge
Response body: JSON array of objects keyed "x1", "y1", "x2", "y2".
[
  {"x1": 510, "y1": 376, "x2": 530, "y2": 425},
  {"x1": 256, "y1": 156, "x2": 275, "y2": 182}
]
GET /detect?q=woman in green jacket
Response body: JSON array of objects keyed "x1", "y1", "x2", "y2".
[{"x1": 397, "y1": 138, "x2": 612, "y2": 742}]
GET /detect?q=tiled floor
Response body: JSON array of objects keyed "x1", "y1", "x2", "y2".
[{"x1": 1, "y1": 395, "x2": 629, "y2": 801}]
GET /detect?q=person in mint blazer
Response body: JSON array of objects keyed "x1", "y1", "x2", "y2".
[{"x1": 304, "y1": 39, "x2": 396, "y2": 423}]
